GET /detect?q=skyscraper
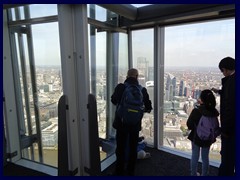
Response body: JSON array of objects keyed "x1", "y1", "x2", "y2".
[
  {"x1": 179, "y1": 80, "x2": 185, "y2": 96},
  {"x1": 137, "y1": 57, "x2": 149, "y2": 84},
  {"x1": 165, "y1": 73, "x2": 176, "y2": 101}
]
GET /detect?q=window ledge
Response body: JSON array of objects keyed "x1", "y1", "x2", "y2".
[{"x1": 15, "y1": 159, "x2": 57, "y2": 176}]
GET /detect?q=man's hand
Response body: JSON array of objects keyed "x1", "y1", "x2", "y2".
[{"x1": 211, "y1": 88, "x2": 219, "y2": 94}]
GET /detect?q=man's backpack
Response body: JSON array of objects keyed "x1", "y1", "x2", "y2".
[
  {"x1": 116, "y1": 82, "x2": 144, "y2": 126},
  {"x1": 196, "y1": 115, "x2": 220, "y2": 142}
]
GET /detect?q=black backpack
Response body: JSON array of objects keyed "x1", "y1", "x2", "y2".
[{"x1": 116, "y1": 82, "x2": 144, "y2": 126}]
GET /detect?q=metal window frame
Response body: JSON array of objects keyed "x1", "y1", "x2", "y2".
[
  {"x1": 3, "y1": 9, "x2": 22, "y2": 162},
  {"x1": 154, "y1": 26, "x2": 165, "y2": 148},
  {"x1": 58, "y1": 4, "x2": 91, "y2": 175}
]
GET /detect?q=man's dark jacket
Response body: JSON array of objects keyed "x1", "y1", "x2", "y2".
[
  {"x1": 111, "y1": 77, "x2": 152, "y2": 131},
  {"x1": 219, "y1": 73, "x2": 235, "y2": 137}
]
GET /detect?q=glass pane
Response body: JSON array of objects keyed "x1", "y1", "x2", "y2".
[
  {"x1": 118, "y1": 33, "x2": 128, "y2": 83},
  {"x1": 164, "y1": 19, "x2": 235, "y2": 162},
  {"x1": 88, "y1": 24, "x2": 107, "y2": 160},
  {"x1": 88, "y1": 5, "x2": 107, "y2": 22},
  {"x1": 87, "y1": 4, "x2": 118, "y2": 26},
  {"x1": 14, "y1": 22, "x2": 61, "y2": 167},
  {"x1": 88, "y1": 25, "x2": 129, "y2": 162},
  {"x1": 29, "y1": 4, "x2": 58, "y2": 18},
  {"x1": 31, "y1": 22, "x2": 61, "y2": 167},
  {"x1": 95, "y1": 31, "x2": 107, "y2": 140},
  {"x1": 14, "y1": 33, "x2": 32, "y2": 137},
  {"x1": 132, "y1": 29, "x2": 154, "y2": 145},
  {"x1": 9, "y1": 5, "x2": 57, "y2": 21}
]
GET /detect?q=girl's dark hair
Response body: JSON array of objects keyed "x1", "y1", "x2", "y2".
[{"x1": 200, "y1": 89, "x2": 216, "y2": 110}]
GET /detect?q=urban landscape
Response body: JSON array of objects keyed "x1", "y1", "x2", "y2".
[{"x1": 23, "y1": 58, "x2": 223, "y2": 166}]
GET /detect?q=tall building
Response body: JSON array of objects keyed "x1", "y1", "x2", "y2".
[
  {"x1": 179, "y1": 80, "x2": 185, "y2": 96},
  {"x1": 165, "y1": 73, "x2": 176, "y2": 101},
  {"x1": 148, "y1": 67, "x2": 154, "y2": 81},
  {"x1": 184, "y1": 86, "x2": 191, "y2": 97},
  {"x1": 137, "y1": 57, "x2": 149, "y2": 84},
  {"x1": 146, "y1": 82, "x2": 154, "y2": 109},
  {"x1": 42, "y1": 123, "x2": 58, "y2": 147}
]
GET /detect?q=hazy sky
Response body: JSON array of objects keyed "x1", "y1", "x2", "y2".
[
  {"x1": 164, "y1": 19, "x2": 235, "y2": 67},
  {"x1": 131, "y1": 19, "x2": 235, "y2": 67},
  {"x1": 26, "y1": 4, "x2": 235, "y2": 67}
]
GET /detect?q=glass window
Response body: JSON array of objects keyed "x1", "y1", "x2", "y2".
[
  {"x1": 88, "y1": 2, "x2": 130, "y2": 163},
  {"x1": 163, "y1": 19, "x2": 235, "y2": 162},
  {"x1": 31, "y1": 22, "x2": 61, "y2": 167},
  {"x1": 87, "y1": 4, "x2": 119, "y2": 28},
  {"x1": 88, "y1": 24, "x2": 108, "y2": 160},
  {"x1": 118, "y1": 33, "x2": 128, "y2": 83},
  {"x1": 9, "y1": 5, "x2": 57, "y2": 21},
  {"x1": 88, "y1": 4, "x2": 106, "y2": 22},
  {"x1": 132, "y1": 29, "x2": 154, "y2": 145},
  {"x1": 6, "y1": 4, "x2": 61, "y2": 168},
  {"x1": 29, "y1": 4, "x2": 58, "y2": 18},
  {"x1": 13, "y1": 22, "x2": 61, "y2": 167}
]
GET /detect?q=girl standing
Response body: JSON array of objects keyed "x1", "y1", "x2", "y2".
[{"x1": 187, "y1": 89, "x2": 220, "y2": 176}]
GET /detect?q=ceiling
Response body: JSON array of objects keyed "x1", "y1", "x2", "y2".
[
  {"x1": 97, "y1": 4, "x2": 235, "y2": 29},
  {"x1": 3, "y1": 4, "x2": 235, "y2": 30}
]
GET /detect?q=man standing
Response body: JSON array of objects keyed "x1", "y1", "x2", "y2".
[
  {"x1": 111, "y1": 68, "x2": 152, "y2": 176},
  {"x1": 212, "y1": 57, "x2": 235, "y2": 176}
]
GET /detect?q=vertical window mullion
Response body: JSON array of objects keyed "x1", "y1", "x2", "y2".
[{"x1": 155, "y1": 26, "x2": 165, "y2": 148}]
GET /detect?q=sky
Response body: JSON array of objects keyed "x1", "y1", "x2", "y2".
[
  {"x1": 15, "y1": 4, "x2": 235, "y2": 67},
  {"x1": 165, "y1": 19, "x2": 235, "y2": 67}
]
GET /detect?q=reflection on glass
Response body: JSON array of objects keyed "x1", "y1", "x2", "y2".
[{"x1": 164, "y1": 19, "x2": 235, "y2": 162}]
